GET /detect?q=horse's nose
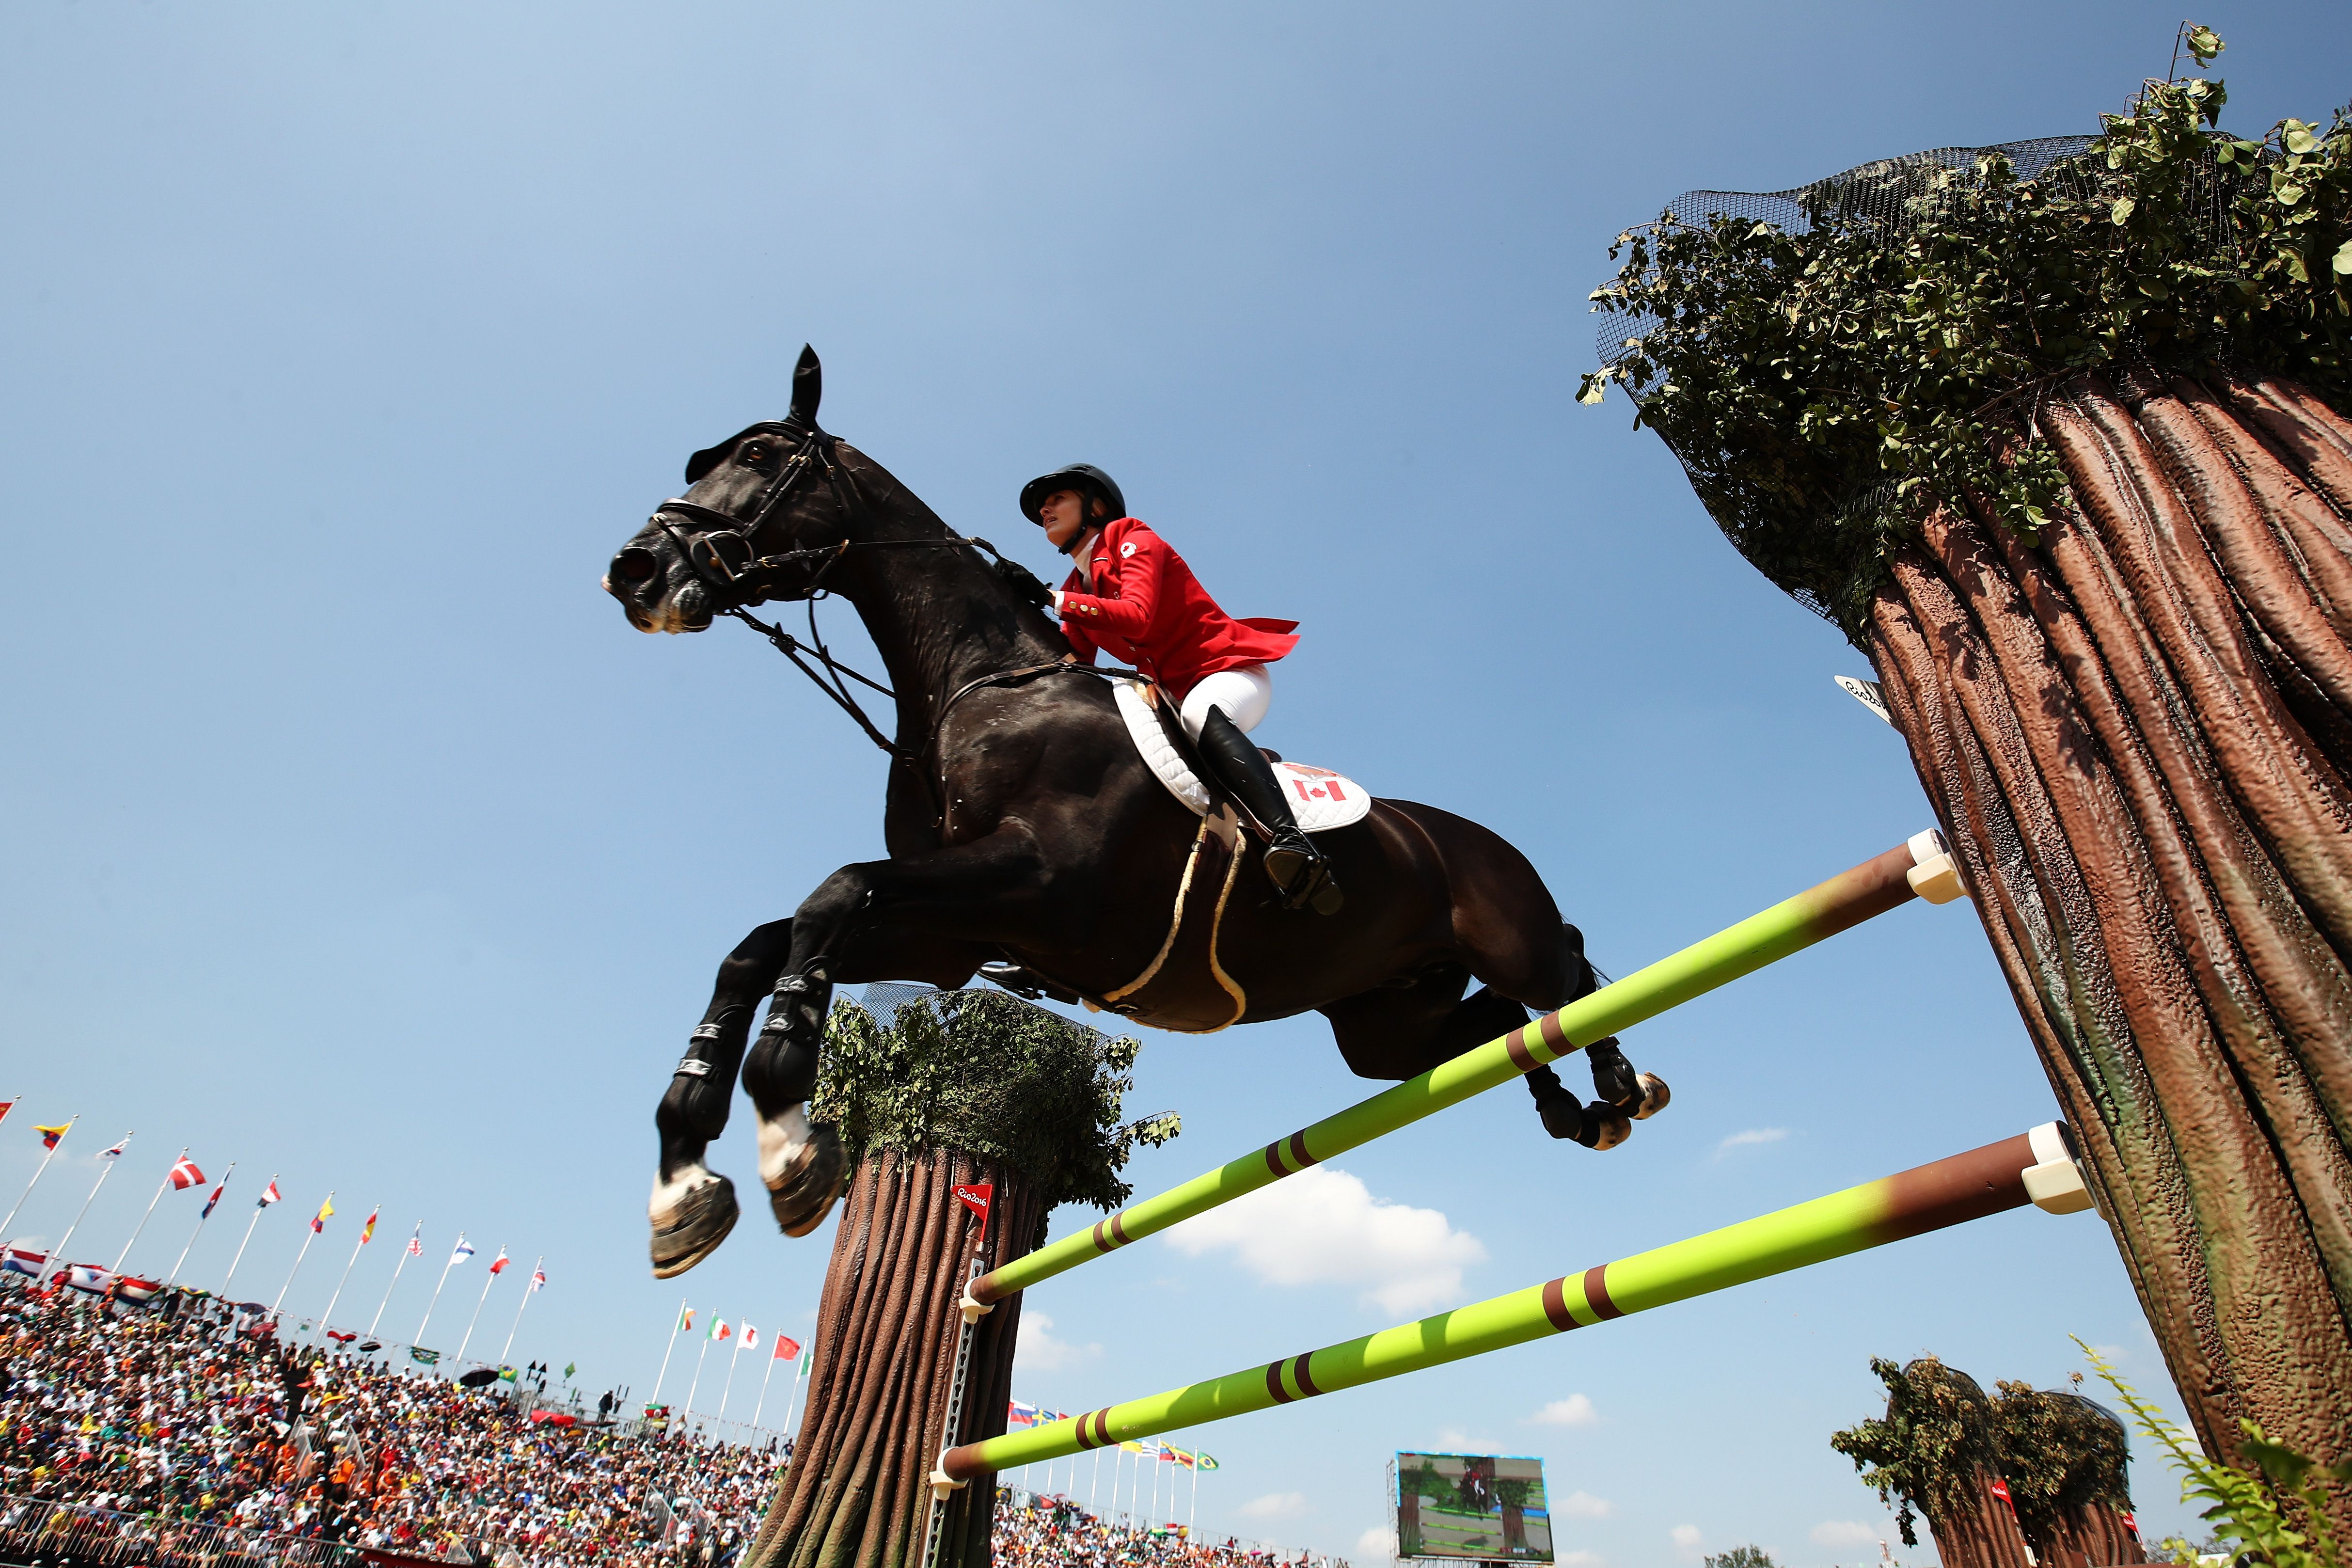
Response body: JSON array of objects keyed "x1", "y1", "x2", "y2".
[{"x1": 609, "y1": 547, "x2": 661, "y2": 594}]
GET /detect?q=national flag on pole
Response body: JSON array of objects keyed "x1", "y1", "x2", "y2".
[
  {"x1": 100, "y1": 1137, "x2": 129, "y2": 1158},
  {"x1": 489, "y1": 1248, "x2": 509, "y2": 1274},
  {"x1": 710, "y1": 1318, "x2": 731, "y2": 1342},
  {"x1": 450, "y1": 1236, "x2": 474, "y2": 1264},
  {"x1": 202, "y1": 1179, "x2": 228, "y2": 1219},
  {"x1": 361, "y1": 1209, "x2": 378, "y2": 1243},
  {"x1": 406, "y1": 1225, "x2": 423, "y2": 1257},
  {"x1": 773, "y1": 1335, "x2": 801, "y2": 1362},
  {"x1": 678, "y1": 1303, "x2": 696, "y2": 1333},
  {"x1": 310, "y1": 1196, "x2": 335, "y2": 1233},
  {"x1": 1008, "y1": 1400, "x2": 1040, "y2": 1428},
  {"x1": 1172, "y1": 1448, "x2": 1197, "y2": 1469},
  {"x1": 36, "y1": 1124, "x2": 71, "y2": 1150},
  {"x1": 1193, "y1": 1452, "x2": 1219, "y2": 1472},
  {"x1": 169, "y1": 1156, "x2": 205, "y2": 1190},
  {"x1": 0, "y1": 1101, "x2": 13, "y2": 1127},
  {"x1": 740, "y1": 1324, "x2": 758, "y2": 1351},
  {"x1": 529, "y1": 1264, "x2": 546, "y2": 1292},
  {"x1": 258, "y1": 1180, "x2": 282, "y2": 1208},
  {"x1": 564, "y1": 1362, "x2": 576, "y2": 1378}
]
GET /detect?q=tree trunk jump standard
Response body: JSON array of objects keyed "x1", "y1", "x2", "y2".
[
  {"x1": 743, "y1": 989, "x2": 1168, "y2": 1568},
  {"x1": 1582, "y1": 61, "x2": 2352, "y2": 1494}
]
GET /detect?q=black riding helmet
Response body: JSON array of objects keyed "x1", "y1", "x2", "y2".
[{"x1": 1018, "y1": 463, "x2": 1127, "y2": 551}]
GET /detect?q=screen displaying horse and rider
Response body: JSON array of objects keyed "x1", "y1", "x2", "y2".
[{"x1": 1394, "y1": 1452, "x2": 1554, "y2": 1563}]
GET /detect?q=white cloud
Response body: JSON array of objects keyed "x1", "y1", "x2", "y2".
[
  {"x1": 1240, "y1": 1492, "x2": 1311, "y2": 1520},
  {"x1": 1163, "y1": 1165, "x2": 1486, "y2": 1314},
  {"x1": 1530, "y1": 1394, "x2": 1599, "y2": 1428},
  {"x1": 1013, "y1": 1312, "x2": 1100, "y2": 1374},
  {"x1": 1356, "y1": 1526, "x2": 1396, "y2": 1560},
  {"x1": 1558, "y1": 1553, "x2": 1606, "y2": 1568},
  {"x1": 1713, "y1": 1128, "x2": 1790, "y2": 1158},
  {"x1": 1555, "y1": 1491, "x2": 1615, "y2": 1520},
  {"x1": 1812, "y1": 1522, "x2": 1881, "y2": 1549},
  {"x1": 1671, "y1": 1524, "x2": 1705, "y2": 1560}
]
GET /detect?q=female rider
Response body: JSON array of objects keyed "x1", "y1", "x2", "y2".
[{"x1": 1017, "y1": 462, "x2": 1342, "y2": 915}]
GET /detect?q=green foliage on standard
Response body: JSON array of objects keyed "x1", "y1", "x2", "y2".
[
  {"x1": 2081, "y1": 1342, "x2": 2352, "y2": 1568},
  {"x1": 1702, "y1": 1548, "x2": 1779, "y2": 1568},
  {"x1": 1831, "y1": 1356, "x2": 2008, "y2": 1548},
  {"x1": 1580, "y1": 25, "x2": 2351, "y2": 641},
  {"x1": 813, "y1": 989, "x2": 1176, "y2": 1217}
]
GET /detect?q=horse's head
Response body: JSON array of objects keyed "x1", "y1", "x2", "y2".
[{"x1": 604, "y1": 346, "x2": 852, "y2": 634}]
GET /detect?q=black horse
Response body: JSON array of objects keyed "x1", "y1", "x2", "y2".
[{"x1": 605, "y1": 349, "x2": 1667, "y2": 1276}]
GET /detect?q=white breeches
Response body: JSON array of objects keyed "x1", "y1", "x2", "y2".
[{"x1": 1179, "y1": 663, "x2": 1272, "y2": 738}]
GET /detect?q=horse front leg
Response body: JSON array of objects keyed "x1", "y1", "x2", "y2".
[
  {"x1": 742, "y1": 833, "x2": 1051, "y2": 1238},
  {"x1": 649, "y1": 919, "x2": 793, "y2": 1278}
]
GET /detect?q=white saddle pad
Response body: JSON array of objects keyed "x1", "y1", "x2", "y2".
[{"x1": 1114, "y1": 680, "x2": 1373, "y2": 833}]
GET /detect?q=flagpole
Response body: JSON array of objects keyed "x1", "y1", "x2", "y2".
[
  {"x1": 271, "y1": 1191, "x2": 331, "y2": 1318},
  {"x1": 1089, "y1": 1444, "x2": 1101, "y2": 1514},
  {"x1": 0, "y1": 1115, "x2": 74, "y2": 1241},
  {"x1": 367, "y1": 1222, "x2": 421, "y2": 1339},
  {"x1": 1188, "y1": 1454, "x2": 1199, "y2": 1537},
  {"x1": 716, "y1": 1332, "x2": 747, "y2": 1424},
  {"x1": 112, "y1": 1147, "x2": 183, "y2": 1272},
  {"x1": 35, "y1": 1131, "x2": 129, "y2": 1288},
  {"x1": 751, "y1": 1348, "x2": 781, "y2": 1429},
  {"x1": 221, "y1": 1174, "x2": 276, "y2": 1297},
  {"x1": 651, "y1": 1298, "x2": 687, "y2": 1406},
  {"x1": 166, "y1": 1162, "x2": 233, "y2": 1288},
  {"x1": 683, "y1": 1328, "x2": 714, "y2": 1418},
  {"x1": 497, "y1": 1256, "x2": 542, "y2": 1365},
  {"x1": 414, "y1": 1234, "x2": 466, "y2": 1352},
  {"x1": 777, "y1": 1345, "x2": 809, "y2": 1441},
  {"x1": 454, "y1": 1252, "x2": 502, "y2": 1367},
  {"x1": 317, "y1": 1205, "x2": 373, "y2": 1331}
]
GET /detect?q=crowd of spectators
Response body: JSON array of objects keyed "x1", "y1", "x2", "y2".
[
  {"x1": 0, "y1": 1279, "x2": 773, "y2": 1567},
  {"x1": 0, "y1": 1280, "x2": 1342, "y2": 1568},
  {"x1": 994, "y1": 1490, "x2": 1345, "y2": 1568}
]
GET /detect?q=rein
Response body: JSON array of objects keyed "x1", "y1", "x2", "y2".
[{"x1": 650, "y1": 421, "x2": 1142, "y2": 817}]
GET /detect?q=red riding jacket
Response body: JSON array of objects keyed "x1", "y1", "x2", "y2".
[{"x1": 1057, "y1": 517, "x2": 1300, "y2": 698}]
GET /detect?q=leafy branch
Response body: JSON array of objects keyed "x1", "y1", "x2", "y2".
[{"x1": 1580, "y1": 27, "x2": 2351, "y2": 641}]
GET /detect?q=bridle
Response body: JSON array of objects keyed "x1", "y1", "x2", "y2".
[{"x1": 633, "y1": 418, "x2": 1136, "y2": 819}]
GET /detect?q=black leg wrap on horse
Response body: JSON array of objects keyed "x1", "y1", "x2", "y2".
[
  {"x1": 660, "y1": 1008, "x2": 751, "y2": 1143},
  {"x1": 744, "y1": 958, "x2": 835, "y2": 1106},
  {"x1": 1195, "y1": 706, "x2": 1342, "y2": 913},
  {"x1": 1586, "y1": 1037, "x2": 1641, "y2": 1109}
]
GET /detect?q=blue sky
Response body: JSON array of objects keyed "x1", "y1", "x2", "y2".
[{"x1": 3, "y1": 3, "x2": 2346, "y2": 1564}]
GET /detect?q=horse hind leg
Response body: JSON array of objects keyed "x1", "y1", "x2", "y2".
[
  {"x1": 1513, "y1": 924, "x2": 1667, "y2": 1151},
  {"x1": 649, "y1": 919, "x2": 792, "y2": 1278}
]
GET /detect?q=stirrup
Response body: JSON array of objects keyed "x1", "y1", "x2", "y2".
[{"x1": 1264, "y1": 838, "x2": 1343, "y2": 914}]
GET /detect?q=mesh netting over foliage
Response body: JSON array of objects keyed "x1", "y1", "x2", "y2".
[
  {"x1": 1584, "y1": 44, "x2": 2351, "y2": 641},
  {"x1": 814, "y1": 984, "x2": 1176, "y2": 1226}
]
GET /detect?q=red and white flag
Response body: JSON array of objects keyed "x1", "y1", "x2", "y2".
[
  {"x1": 529, "y1": 1264, "x2": 547, "y2": 1292},
  {"x1": 740, "y1": 1324, "x2": 759, "y2": 1351},
  {"x1": 952, "y1": 1182, "x2": 994, "y2": 1239},
  {"x1": 169, "y1": 1156, "x2": 206, "y2": 1190},
  {"x1": 406, "y1": 1224, "x2": 424, "y2": 1257},
  {"x1": 0, "y1": 1100, "x2": 14, "y2": 1128},
  {"x1": 489, "y1": 1248, "x2": 510, "y2": 1275},
  {"x1": 258, "y1": 1179, "x2": 282, "y2": 1208}
]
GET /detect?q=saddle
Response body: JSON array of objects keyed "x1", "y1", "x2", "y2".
[
  {"x1": 1030, "y1": 683, "x2": 1373, "y2": 1035},
  {"x1": 1112, "y1": 681, "x2": 1372, "y2": 832}
]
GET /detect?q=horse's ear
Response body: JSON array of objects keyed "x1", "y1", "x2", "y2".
[{"x1": 789, "y1": 345, "x2": 822, "y2": 428}]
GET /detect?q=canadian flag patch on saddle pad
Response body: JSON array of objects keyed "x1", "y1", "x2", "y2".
[{"x1": 1113, "y1": 680, "x2": 1373, "y2": 833}]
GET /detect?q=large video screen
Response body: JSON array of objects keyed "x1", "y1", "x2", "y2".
[{"x1": 1394, "y1": 1453, "x2": 1553, "y2": 1562}]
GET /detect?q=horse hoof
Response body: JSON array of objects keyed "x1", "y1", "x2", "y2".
[
  {"x1": 768, "y1": 1123, "x2": 847, "y2": 1238},
  {"x1": 1632, "y1": 1073, "x2": 1671, "y2": 1120},
  {"x1": 1580, "y1": 1107, "x2": 1632, "y2": 1152},
  {"x1": 649, "y1": 1175, "x2": 740, "y2": 1279}
]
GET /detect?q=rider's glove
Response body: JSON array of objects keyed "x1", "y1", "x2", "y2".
[{"x1": 991, "y1": 555, "x2": 1055, "y2": 613}]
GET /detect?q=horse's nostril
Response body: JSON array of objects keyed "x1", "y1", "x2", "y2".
[{"x1": 612, "y1": 547, "x2": 660, "y2": 586}]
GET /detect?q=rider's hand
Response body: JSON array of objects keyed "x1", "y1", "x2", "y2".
[{"x1": 991, "y1": 555, "x2": 1055, "y2": 612}]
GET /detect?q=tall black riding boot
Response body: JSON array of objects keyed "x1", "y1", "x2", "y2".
[{"x1": 1194, "y1": 706, "x2": 1343, "y2": 914}]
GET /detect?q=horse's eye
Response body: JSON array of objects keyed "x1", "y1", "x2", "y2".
[{"x1": 742, "y1": 444, "x2": 769, "y2": 465}]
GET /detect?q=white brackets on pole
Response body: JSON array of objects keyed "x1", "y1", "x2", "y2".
[
  {"x1": 1906, "y1": 829, "x2": 1966, "y2": 904},
  {"x1": 2024, "y1": 1121, "x2": 2095, "y2": 1215}
]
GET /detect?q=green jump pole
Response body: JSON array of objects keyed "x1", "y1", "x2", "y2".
[
  {"x1": 939, "y1": 1123, "x2": 2086, "y2": 1487},
  {"x1": 966, "y1": 832, "x2": 1963, "y2": 1312}
]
